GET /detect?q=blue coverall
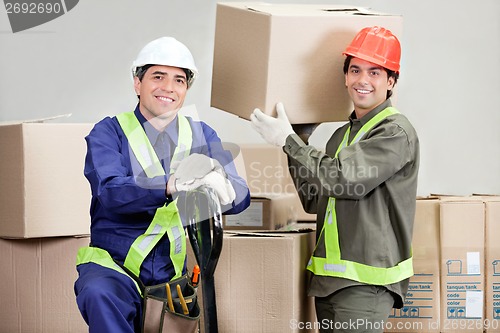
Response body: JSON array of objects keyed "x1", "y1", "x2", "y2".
[{"x1": 74, "y1": 106, "x2": 250, "y2": 332}]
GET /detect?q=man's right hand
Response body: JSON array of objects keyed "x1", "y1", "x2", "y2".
[
  {"x1": 173, "y1": 170, "x2": 236, "y2": 205},
  {"x1": 171, "y1": 153, "x2": 222, "y2": 184}
]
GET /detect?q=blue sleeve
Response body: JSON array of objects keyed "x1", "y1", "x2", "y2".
[
  {"x1": 200, "y1": 123, "x2": 250, "y2": 215},
  {"x1": 84, "y1": 117, "x2": 168, "y2": 215}
]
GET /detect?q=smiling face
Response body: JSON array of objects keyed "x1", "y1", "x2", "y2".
[
  {"x1": 134, "y1": 65, "x2": 188, "y2": 129},
  {"x1": 344, "y1": 57, "x2": 395, "y2": 119}
]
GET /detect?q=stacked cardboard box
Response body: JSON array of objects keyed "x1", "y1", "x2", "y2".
[
  {"x1": 189, "y1": 230, "x2": 317, "y2": 333},
  {"x1": 0, "y1": 236, "x2": 90, "y2": 332},
  {"x1": 238, "y1": 143, "x2": 293, "y2": 195},
  {"x1": 384, "y1": 195, "x2": 500, "y2": 333},
  {"x1": 0, "y1": 120, "x2": 93, "y2": 238},
  {"x1": 0, "y1": 119, "x2": 93, "y2": 332},
  {"x1": 478, "y1": 196, "x2": 500, "y2": 332},
  {"x1": 439, "y1": 197, "x2": 485, "y2": 333},
  {"x1": 224, "y1": 144, "x2": 316, "y2": 231},
  {"x1": 386, "y1": 197, "x2": 441, "y2": 332},
  {"x1": 224, "y1": 192, "x2": 301, "y2": 230}
]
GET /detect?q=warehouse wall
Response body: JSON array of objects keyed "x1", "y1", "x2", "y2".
[{"x1": 0, "y1": 0, "x2": 499, "y2": 197}]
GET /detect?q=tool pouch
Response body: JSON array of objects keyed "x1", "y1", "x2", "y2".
[{"x1": 142, "y1": 274, "x2": 200, "y2": 333}]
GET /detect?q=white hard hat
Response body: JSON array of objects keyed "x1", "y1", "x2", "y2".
[{"x1": 131, "y1": 37, "x2": 198, "y2": 88}]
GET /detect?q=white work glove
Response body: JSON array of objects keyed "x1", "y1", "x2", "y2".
[
  {"x1": 170, "y1": 153, "x2": 236, "y2": 205},
  {"x1": 201, "y1": 171, "x2": 236, "y2": 205},
  {"x1": 250, "y1": 102, "x2": 294, "y2": 147},
  {"x1": 171, "y1": 153, "x2": 223, "y2": 184},
  {"x1": 175, "y1": 170, "x2": 236, "y2": 205}
]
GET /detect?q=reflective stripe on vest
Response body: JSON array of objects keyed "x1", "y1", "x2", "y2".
[
  {"x1": 116, "y1": 111, "x2": 193, "y2": 177},
  {"x1": 76, "y1": 112, "x2": 193, "y2": 284},
  {"x1": 123, "y1": 201, "x2": 185, "y2": 279},
  {"x1": 307, "y1": 107, "x2": 414, "y2": 285},
  {"x1": 76, "y1": 246, "x2": 142, "y2": 295},
  {"x1": 116, "y1": 112, "x2": 192, "y2": 280}
]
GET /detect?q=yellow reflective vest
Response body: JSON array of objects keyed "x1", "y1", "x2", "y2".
[
  {"x1": 77, "y1": 112, "x2": 193, "y2": 291},
  {"x1": 307, "y1": 107, "x2": 414, "y2": 285}
]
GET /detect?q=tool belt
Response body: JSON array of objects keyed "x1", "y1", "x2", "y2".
[
  {"x1": 115, "y1": 260, "x2": 201, "y2": 333},
  {"x1": 142, "y1": 274, "x2": 200, "y2": 333}
]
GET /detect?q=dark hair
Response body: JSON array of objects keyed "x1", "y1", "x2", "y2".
[
  {"x1": 135, "y1": 65, "x2": 192, "y2": 84},
  {"x1": 135, "y1": 64, "x2": 154, "y2": 82},
  {"x1": 343, "y1": 55, "x2": 399, "y2": 99}
]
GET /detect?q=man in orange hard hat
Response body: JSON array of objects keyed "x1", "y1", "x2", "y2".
[{"x1": 251, "y1": 26, "x2": 419, "y2": 332}]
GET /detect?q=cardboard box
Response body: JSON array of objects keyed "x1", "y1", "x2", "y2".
[
  {"x1": 239, "y1": 144, "x2": 316, "y2": 222},
  {"x1": 478, "y1": 196, "x2": 500, "y2": 332},
  {"x1": 224, "y1": 193, "x2": 300, "y2": 230},
  {"x1": 0, "y1": 120, "x2": 93, "y2": 238},
  {"x1": 0, "y1": 236, "x2": 89, "y2": 332},
  {"x1": 386, "y1": 198, "x2": 441, "y2": 332},
  {"x1": 439, "y1": 198, "x2": 485, "y2": 332},
  {"x1": 211, "y1": 2, "x2": 403, "y2": 124},
  {"x1": 239, "y1": 143, "x2": 292, "y2": 194},
  {"x1": 213, "y1": 230, "x2": 317, "y2": 332}
]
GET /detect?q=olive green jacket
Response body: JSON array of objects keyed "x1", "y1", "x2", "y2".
[{"x1": 284, "y1": 100, "x2": 419, "y2": 307}]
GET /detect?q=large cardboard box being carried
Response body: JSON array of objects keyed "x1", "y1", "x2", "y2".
[
  {"x1": 385, "y1": 197, "x2": 441, "y2": 333},
  {"x1": 0, "y1": 236, "x2": 89, "y2": 332},
  {"x1": 439, "y1": 197, "x2": 485, "y2": 332},
  {"x1": 0, "y1": 118, "x2": 93, "y2": 238},
  {"x1": 211, "y1": 2, "x2": 403, "y2": 124}
]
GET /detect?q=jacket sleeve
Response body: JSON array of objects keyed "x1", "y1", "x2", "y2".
[{"x1": 284, "y1": 120, "x2": 415, "y2": 200}]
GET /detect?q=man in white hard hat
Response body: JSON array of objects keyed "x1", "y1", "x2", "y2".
[{"x1": 74, "y1": 37, "x2": 250, "y2": 332}]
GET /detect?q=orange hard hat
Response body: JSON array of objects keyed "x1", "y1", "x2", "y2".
[{"x1": 343, "y1": 26, "x2": 401, "y2": 72}]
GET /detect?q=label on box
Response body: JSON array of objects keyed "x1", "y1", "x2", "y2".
[
  {"x1": 466, "y1": 290, "x2": 483, "y2": 318},
  {"x1": 443, "y1": 252, "x2": 484, "y2": 326},
  {"x1": 390, "y1": 273, "x2": 437, "y2": 319},
  {"x1": 225, "y1": 202, "x2": 264, "y2": 227},
  {"x1": 467, "y1": 252, "x2": 481, "y2": 274},
  {"x1": 445, "y1": 281, "x2": 483, "y2": 318},
  {"x1": 489, "y1": 260, "x2": 500, "y2": 328}
]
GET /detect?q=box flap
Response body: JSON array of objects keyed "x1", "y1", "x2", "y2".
[
  {"x1": 438, "y1": 195, "x2": 484, "y2": 203},
  {"x1": 225, "y1": 231, "x2": 286, "y2": 238},
  {"x1": 472, "y1": 193, "x2": 500, "y2": 197},
  {"x1": 252, "y1": 229, "x2": 314, "y2": 235},
  {"x1": 416, "y1": 195, "x2": 440, "y2": 201},
  {"x1": 429, "y1": 193, "x2": 470, "y2": 197},
  {"x1": 472, "y1": 194, "x2": 500, "y2": 202},
  {"x1": 225, "y1": 229, "x2": 313, "y2": 238},
  {"x1": 0, "y1": 114, "x2": 72, "y2": 126},
  {"x1": 244, "y1": 3, "x2": 377, "y2": 16}
]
